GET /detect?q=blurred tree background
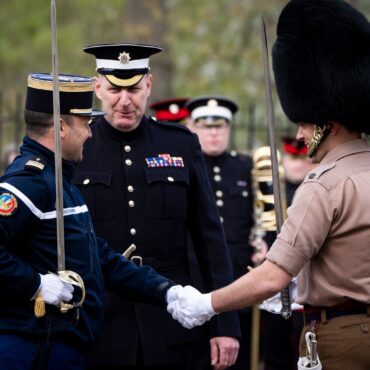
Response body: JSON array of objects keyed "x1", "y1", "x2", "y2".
[{"x1": 1, "y1": 0, "x2": 369, "y2": 162}]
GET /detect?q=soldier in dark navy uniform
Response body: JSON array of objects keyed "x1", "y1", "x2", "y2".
[
  {"x1": 74, "y1": 44, "x2": 240, "y2": 370},
  {"x1": 0, "y1": 73, "x2": 178, "y2": 370},
  {"x1": 186, "y1": 96, "x2": 254, "y2": 370}
]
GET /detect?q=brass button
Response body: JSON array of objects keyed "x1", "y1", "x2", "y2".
[
  {"x1": 83, "y1": 178, "x2": 90, "y2": 185},
  {"x1": 130, "y1": 228, "x2": 136, "y2": 236},
  {"x1": 128, "y1": 200, "x2": 135, "y2": 207},
  {"x1": 124, "y1": 145, "x2": 131, "y2": 152},
  {"x1": 215, "y1": 190, "x2": 223, "y2": 198},
  {"x1": 127, "y1": 185, "x2": 134, "y2": 192},
  {"x1": 213, "y1": 166, "x2": 220, "y2": 173},
  {"x1": 216, "y1": 199, "x2": 224, "y2": 207},
  {"x1": 214, "y1": 174, "x2": 222, "y2": 182},
  {"x1": 167, "y1": 176, "x2": 175, "y2": 182},
  {"x1": 125, "y1": 159, "x2": 132, "y2": 166}
]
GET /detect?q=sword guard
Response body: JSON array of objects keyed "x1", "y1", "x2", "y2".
[{"x1": 57, "y1": 270, "x2": 86, "y2": 314}]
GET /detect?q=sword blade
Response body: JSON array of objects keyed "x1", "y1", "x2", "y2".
[
  {"x1": 51, "y1": 0, "x2": 65, "y2": 271},
  {"x1": 260, "y1": 17, "x2": 291, "y2": 319}
]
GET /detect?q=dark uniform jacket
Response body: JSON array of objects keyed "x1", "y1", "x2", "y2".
[
  {"x1": 0, "y1": 137, "x2": 172, "y2": 349},
  {"x1": 203, "y1": 152, "x2": 254, "y2": 280},
  {"x1": 73, "y1": 116, "x2": 240, "y2": 367}
]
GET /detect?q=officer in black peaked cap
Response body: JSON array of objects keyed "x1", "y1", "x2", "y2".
[
  {"x1": 187, "y1": 95, "x2": 254, "y2": 370},
  {"x1": 74, "y1": 43, "x2": 241, "y2": 370}
]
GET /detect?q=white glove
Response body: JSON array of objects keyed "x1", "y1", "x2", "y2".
[
  {"x1": 38, "y1": 273, "x2": 74, "y2": 306},
  {"x1": 167, "y1": 285, "x2": 216, "y2": 329},
  {"x1": 166, "y1": 285, "x2": 183, "y2": 304}
]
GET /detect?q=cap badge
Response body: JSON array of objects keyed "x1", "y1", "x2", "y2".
[
  {"x1": 207, "y1": 99, "x2": 218, "y2": 107},
  {"x1": 169, "y1": 104, "x2": 180, "y2": 114},
  {"x1": 118, "y1": 52, "x2": 131, "y2": 64}
]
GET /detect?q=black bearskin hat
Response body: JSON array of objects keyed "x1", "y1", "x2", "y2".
[{"x1": 272, "y1": 0, "x2": 370, "y2": 134}]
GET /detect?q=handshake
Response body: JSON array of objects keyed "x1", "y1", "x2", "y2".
[{"x1": 166, "y1": 285, "x2": 217, "y2": 329}]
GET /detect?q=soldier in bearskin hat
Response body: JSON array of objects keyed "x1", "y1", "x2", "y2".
[{"x1": 167, "y1": 1, "x2": 370, "y2": 369}]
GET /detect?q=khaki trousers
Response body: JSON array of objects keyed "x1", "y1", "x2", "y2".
[{"x1": 300, "y1": 313, "x2": 370, "y2": 370}]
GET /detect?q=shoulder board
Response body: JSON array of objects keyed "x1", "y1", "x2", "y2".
[
  {"x1": 150, "y1": 117, "x2": 193, "y2": 135},
  {"x1": 24, "y1": 157, "x2": 47, "y2": 172},
  {"x1": 304, "y1": 162, "x2": 336, "y2": 182}
]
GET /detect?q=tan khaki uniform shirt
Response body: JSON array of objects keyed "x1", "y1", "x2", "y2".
[{"x1": 267, "y1": 139, "x2": 370, "y2": 306}]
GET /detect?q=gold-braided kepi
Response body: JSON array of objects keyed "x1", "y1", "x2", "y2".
[{"x1": 26, "y1": 73, "x2": 105, "y2": 117}]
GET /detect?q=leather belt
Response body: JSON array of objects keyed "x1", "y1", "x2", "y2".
[{"x1": 304, "y1": 300, "x2": 370, "y2": 323}]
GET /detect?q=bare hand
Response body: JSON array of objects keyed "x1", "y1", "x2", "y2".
[
  {"x1": 210, "y1": 336, "x2": 240, "y2": 370},
  {"x1": 250, "y1": 238, "x2": 268, "y2": 265}
]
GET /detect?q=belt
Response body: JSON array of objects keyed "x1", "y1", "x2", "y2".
[{"x1": 304, "y1": 300, "x2": 370, "y2": 323}]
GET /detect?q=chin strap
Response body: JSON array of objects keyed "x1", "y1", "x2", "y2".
[{"x1": 307, "y1": 124, "x2": 331, "y2": 158}]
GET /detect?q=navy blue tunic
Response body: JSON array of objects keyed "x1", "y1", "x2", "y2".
[{"x1": 0, "y1": 137, "x2": 172, "y2": 349}]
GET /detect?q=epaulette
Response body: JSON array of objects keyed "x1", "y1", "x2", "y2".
[
  {"x1": 304, "y1": 162, "x2": 336, "y2": 182},
  {"x1": 24, "y1": 157, "x2": 47, "y2": 172},
  {"x1": 150, "y1": 117, "x2": 193, "y2": 135}
]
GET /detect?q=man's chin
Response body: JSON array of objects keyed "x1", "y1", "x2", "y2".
[{"x1": 112, "y1": 120, "x2": 139, "y2": 133}]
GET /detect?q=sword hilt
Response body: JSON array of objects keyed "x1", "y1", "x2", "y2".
[
  {"x1": 280, "y1": 285, "x2": 292, "y2": 319},
  {"x1": 34, "y1": 270, "x2": 85, "y2": 318},
  {"x1": 58, "y1": 270, "x2": 85, "y2": 313}
]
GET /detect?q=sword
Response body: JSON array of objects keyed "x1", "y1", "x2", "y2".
[
  {"x1": 260, "y1": 17, "x2": 292, "y2": 319},
  {"x1": 34, "y1": 0, "x2": 85, "y2": 318},
  {"x1": 51, "y1": 0, "x2": 64, "y2": 272}
]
